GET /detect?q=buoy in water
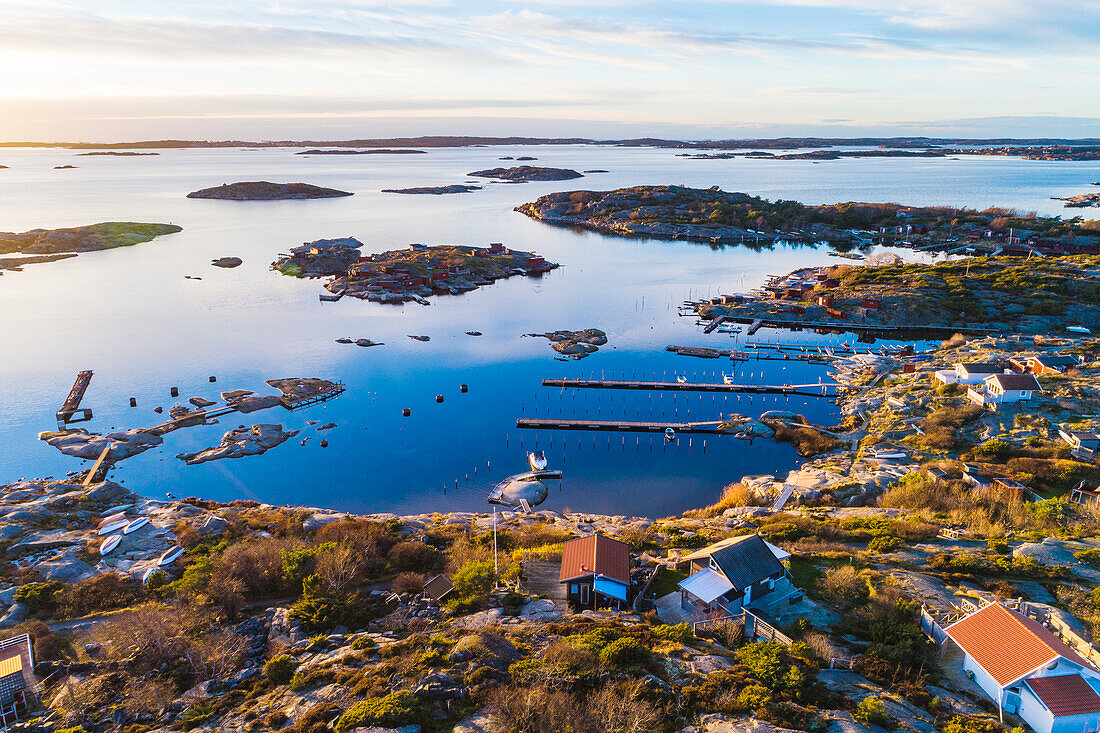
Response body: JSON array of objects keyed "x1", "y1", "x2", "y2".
[
  {"x1": 129, "y1": 397, "x2": 137, "y2": 407},
  {"x1": 170, "y1": 387, "x2": 179, "y2": 397},
  {"x1": 460, "y1": 384, "x2": 468, "y2": 393},
  {"x1": 319, "y1": 439, "x2": 328, "y2": 448},
  {"x1": 402, "y1": 408, "x2": 411, "y2": 417},
  {"x1": 209, "y1": 376, "x2": 217, "y2": 383},
  {"x1": 436, "y1": 395, "x2": 444, "y2": 403}
]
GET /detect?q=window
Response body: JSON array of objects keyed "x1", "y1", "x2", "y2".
[{"x1": 571, "y1": 584, "x2": 579, "y2": 594}]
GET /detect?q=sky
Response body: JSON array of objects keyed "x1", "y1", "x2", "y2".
[{"x1": 2, "y1": 0, "x2": 1100, "y2": 141}]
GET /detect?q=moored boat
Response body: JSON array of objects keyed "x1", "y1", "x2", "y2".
[
  {"x1": 100, "y1": 534, "x2": 122, "y2": 555},
  {"x1": 158, "y1": 546, "x2": 185, "y2": 566},
  {"x1": 123, "y1": 517, "x2": 150, "y2": 535},
  {"x1": 97, "y1": 518, "x2": 128, "y2": 535}
]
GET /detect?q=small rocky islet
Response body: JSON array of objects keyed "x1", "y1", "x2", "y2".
[
  {"x1": 525, "y1": 328, "x2": 608, "y2": 358},
  {"x1": 1056, "y1": 192, "x2": 1100, "y2": 208},
  {"x1": 186, "y1": 181, "x2": 353, "y2": 200},
  {"x1": 295, "y1": 149, "x2": 426, "y2": 155},
  {"x1": 381, "y1": 185, "x2": 482, "y2": 195},
  {"x1": 273, "y1": 238, "x2": 558, "y2": 304},
  {"x1": 467, "y1": 165, "x2": 583, "y2": 182}
]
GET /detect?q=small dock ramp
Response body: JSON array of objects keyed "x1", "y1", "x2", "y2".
[
  {"x1": 771, "y1": 484, "x2": 796, "y2": 511},
  {"x1": 57, "y1": 370, "x2": 94, "y2": 427},
  {"x1": 82, "y1": 443, "x2": 113, "y2": 487}
]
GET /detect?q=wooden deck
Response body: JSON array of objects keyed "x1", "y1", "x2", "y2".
[
  {"x1": 522, "y1": 557, "x2": 567, "y2": 603},
  {"x1": 517, "y1": 418, "x2": 733, "y2": 434},
  {"x1": 542, "y1": 377, "x2": 849, "y2": 397},
  {"x1": 57, "y1": 370, "x2": 94, "y2": 425}
]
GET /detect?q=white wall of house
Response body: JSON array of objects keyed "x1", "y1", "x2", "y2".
[{"x1": 960, "y1": 651, "x2": 1002, "y2": 705}]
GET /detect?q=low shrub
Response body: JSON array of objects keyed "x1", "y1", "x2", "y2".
[
  {"x1": 738, "y1": 684, "x2": 773, "y2": 710},
  {"x1": 264, "y1": 654, "x2": 296, "y2": 685},
  {"x1": 598, "y1": 637, "x2": 650, "y2": 667},
  {"x1": 854, "y1": 696, "x2": 891, "y2": 727},
  {"x1": 868, "y1": 535, "x2": 903, "y2": 554},
  {"x1": 334, "y1": 691, "x2": 419, "y2": 732},
  {"x1": 652, "y1": 623, "x2": 693, "y2": 644}
]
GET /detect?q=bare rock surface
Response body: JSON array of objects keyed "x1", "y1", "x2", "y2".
[{"x1": 177, "y1": 424, "x2": 299, "y2": 465}]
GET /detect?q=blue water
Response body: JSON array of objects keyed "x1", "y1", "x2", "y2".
[{"x1": 1, "y1": 145, "x2": 1097, "y2": 516}]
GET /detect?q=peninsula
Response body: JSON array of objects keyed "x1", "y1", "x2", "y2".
[
  {"x1": 186, "y1": 181, "x2": 353, "y2": 200},
  {"x1": 0, "y1": 222, "x2": 182, "y2": 270},
  {"x1": 1056, "y1": 193, "x2": 1100, "y2": 208},
  {"x1": 691, "y1": 256, "x2": 1100, "y2": 335},
  {"x1": 517, "y1": 185, "x2": 1100, "y2": 254},
  {"x1": 295, "y1": 149, "x2": 425, "y2": 155},
  {"x1": 468, "y1": 165, "x2": 583, "y2": 182},
  {"x1": 273, "y1": 239, "x2": 558, "y2": 303}
]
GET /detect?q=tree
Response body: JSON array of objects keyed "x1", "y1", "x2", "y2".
[{"x1": 315, "y1": 543, "x2": 365, "y2": 592}]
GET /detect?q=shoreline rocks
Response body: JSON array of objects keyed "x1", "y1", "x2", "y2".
[
  {"x1": 176, "y1": 424, "x2": 299, "y2": 465},
  {"x1": 382, "y1": 185, "x2": 482, "y2": 195}
]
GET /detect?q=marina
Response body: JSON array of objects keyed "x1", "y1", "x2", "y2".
[{"x1": 542, "y1": 377, "x2": 851, "y2": 397}]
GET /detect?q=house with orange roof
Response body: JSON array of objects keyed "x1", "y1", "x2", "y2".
[
  {"x1": 558, "y1": 533, "x2": 632, "y2": 609},
  {"x1": 943, "y1": 602, "x2": 1100, "y2": 733}
]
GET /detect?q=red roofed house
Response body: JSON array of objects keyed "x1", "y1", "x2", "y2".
[
  {"x1": 944, "y1": 602, "x2": 1100, "y2": 732},
  {"x1": 559, "y1": 534, "x2": 631, "y2": 609},
  {"x1": 0, "y1": 633, "x2": 36, "y2": 725}
]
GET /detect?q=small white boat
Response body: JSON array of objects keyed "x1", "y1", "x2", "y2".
[
  {"x1": 1068, "y1": 326, "x2": 1092, "y2": 335},
  {"x1": 676, "y1": 375, "x2": 688, "y2": 384},
  {"x1": 870, "y1": 450, "x2": 907, "y2": 460},
  {"x1": 142, "y1": 567, "x2": 159, "y2": 584},
  {"x1": 123, "y1": 517, "x2": 149, "y2": 535},
  {"x1": 158, "y1": 546, "x2": 185, "y2": 566},
  {"x1": 664, "y1": 427, "x2": 676, "y2": 441},
  {"x1": 97, "y1": 512, "x2": 126, "y2": 529},
  {"x1": 99, "y1": 504, "x2": 132, "y2": 517},
  {"x1": 723, "y1": 374, "x2": 735, "y2": 385},
  {"x1": 527, "y1": 451, "x2": 547, "y2": 471},
  {"x1": 97, "y1": 518, "x2": 128, "y2": 536},
  {"x1": 100, "y1": 534, "x2": 122, "y2": 556}
]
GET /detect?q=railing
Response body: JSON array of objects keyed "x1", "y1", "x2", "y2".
[{"x1": 829, "y1": 657, "x2": 857, "y2": 670}]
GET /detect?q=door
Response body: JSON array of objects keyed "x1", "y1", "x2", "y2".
[{"x1": 580, "y1": 583, "x2": 590, "y2": 606}]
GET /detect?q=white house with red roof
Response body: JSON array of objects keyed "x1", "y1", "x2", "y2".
[{"x1": 943, "y1": 602, "x2": 1100, "y2": 733}]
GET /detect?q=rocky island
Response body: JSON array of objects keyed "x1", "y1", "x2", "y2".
[
  {"x1": 274, "y1": 239, "x2": 558, "y2": 304},
  {"x1": 177, "y1": 424, "x2": 299, "y2": 465},
  {"x1": 685, "y1": 150, "x2": 946, "y2": 160},
  {"x1": 526, "y1": 328, "x2": 609, "y2": 358},
  {"x1": 0, "y1": 222, "x2": 182, "y2": 271},
  {"x1": 517, "y1": 185, "x2": 1100, "y2": 254},
  {"x1": 381, "y1": 185, "x2": 482, "y2": 195},
  {"x1": 186, "y1": 181, "x2": 353, "y2": 200},
  {"x1": 76, "y1": 151, "x2": 159, "y2": 156},
  {"x1": 468, "y1": 165, "x2": 583, "y2": 182},
  {"x1": 295, "y1": 149, "x2": 425, "y2": 155},
  {"x1": 1056, "y1": 192, "x2": 1100, "y2": 208}
]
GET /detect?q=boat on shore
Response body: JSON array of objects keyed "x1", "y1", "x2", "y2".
[
  {"x1": 100, "y1": 534, "x2": 122, "y2": 555},
  {"x1": 97, "y1": 518, "x2": 128, "y2": 535},
  {"x1": 123, "y1": 517, "x2": 149, "y2": 535},
  {"x1": 158, "y1": 546, "x2": 185, "y2": 566}
]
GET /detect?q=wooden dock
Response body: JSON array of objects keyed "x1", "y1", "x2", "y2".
[
  {"x1": 666, "y1": 345, "x2": 830, "y2": 364},
  {"x1": 723, "y1": 316, "x2": 1001, "y2": 338},
  {"x1": 517, "y1": 418, "x2": 731, "y2": 434},
  {"x1": 543, "y1": 378, "x2": 849, "y2": 397},
  {"x1": 57, "y1": 370, "x2": 94, "y2": 426},
  {"x1": 281, "y1": 382, "x2": 346, "y2": 410}
]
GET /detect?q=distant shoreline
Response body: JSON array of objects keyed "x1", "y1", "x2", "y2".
[{"x1": 3, "y1": 135, "x2": 1100, "y2": 151}]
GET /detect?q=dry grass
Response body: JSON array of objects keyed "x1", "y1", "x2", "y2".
[{"x1": 683, "y1": 482, "x2": 763, "y2": 519}]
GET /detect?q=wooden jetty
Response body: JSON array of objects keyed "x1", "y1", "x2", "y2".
[
  {"x1": 517, "y1": 418, "x2": 732, "y2": 434},
  {"x1": 723, "y1": 316, "x2": 1000, "y2": 338},
  {"x1": 281, "y1": 381, "x2": 346, "y2": 410},
  {"x1": 703, "y1": 316, "x2": 728, "y2": 334},
  {"x1": 666, "y1": 345, "x2": 830, "y2": 364},
  {"x1": 57, "y1": 370, "x2": 94, "y2": 427},
  {"x1": 82, "y1": 443, "x2": 113, "y2": 486},
  {"x1": 543, "y1": 378, "x2": 850, "y2": 397}
]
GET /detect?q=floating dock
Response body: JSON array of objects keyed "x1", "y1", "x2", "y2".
[
  {"x1": 517, "y1": 418, "x2": 731, "y2": 434},
  {"x1": 722, "y1": 316, "x2": 1000, "y2": 337},
  {"x1": 57, "y1": 370, "x2": 94, "y2": 427},
  {"x1": 666, "y1": 345, "x2": 830, "y2": 363},
  {"x1": 543, "y1": 378, "x2": 849, "y2": 397},
  {"x1": 281, "y1": 382, "x2": 346, "y2": 410}
]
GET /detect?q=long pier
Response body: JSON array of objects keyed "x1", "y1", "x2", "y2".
[
  {"x1": 666, "y1": 345, "x2": 830, "y2": 363},
  {"x1": 517, "y1": 418, "x2": 731, "y2": 434},
  {"x1": 723, "y1": 316, "x2": 1000, "y2": 337},
  {"x1": 57, "y1": 370, "x2": 94, "y2": 426},
  {"x1": 542, "y1": 378, "x2": 849, "y2": 397}
]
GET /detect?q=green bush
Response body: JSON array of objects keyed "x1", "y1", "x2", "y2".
[
  {"x1": 759, "y1": 522, "x2": 804, "y2": 542},
  {"x1": 14, "y1": 582, "x2": 59, "y2": 613},
  {"x1": 736, "y1": 642, "x2": 792, "y2": 689},
  {"x1": 181, "y1": 701, "x2": 217, "y2": 730},
  {"x1": 264, "y1": 654, "x2": 296, "y2": 685},
  {"x1": 598, "y1": 637, "x2": 650, "y2": 667},
  {"x1": 737, "y1": 684, "x2": 773, "y2": 710},
  {"x1": 351, "y1": 636, "x2": 376, "y2": 650},
  {"x1": 289, "y1": 574, "x2": 350, "y2": 632},
  {"x1": 942, "y1": 715, "x2": 1003, "y2": 733},
  {"x1": 868, "y1": 535, "x2": 903, "y2": 554},
  {"x1": 445, "y1": 560, "x2": 495, "y2": 613},
  {"x1": 973, "y1": 439, "x2": 1013, "y2": 462},
  {"x1": 334, "y1": 691, "x2": 419, "y2": 732},
  {"x1": 652, "y1": 623, "x2": 693, "y2": 644},
  {"x1": 987, "y1": 538, "x2": 1010, "y2": 554},
  {"x1": 567, "y1": 627, "x2": 620, "y2": 653},
  {"x1": 854, "y1": 696, "x2": 891, "y2": 727},
  {"x1": 1076, "y1": 548, "x2": 1100, "y2": 568},
  {"x1": 417, "y1": 648, "x2": 446, "y2": 667}
]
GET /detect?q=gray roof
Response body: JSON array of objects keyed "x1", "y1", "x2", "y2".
[
  {"x1": 988, "y1": 373, "x2": 1042, "y2": 391},
  {"x1": 959, "y1": 362, "x2": 1002, "y2": 374},
  {"x1": 1032, "y1": 354, "x2": 1080, "y2": 368},
  {"x1": 710, "y1": 534, "x2": 784, "y2": 591}
]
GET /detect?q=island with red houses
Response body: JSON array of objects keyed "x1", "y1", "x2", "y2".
[{"x1": 271, "y1": 238, "x2": 558, "y2": 303}]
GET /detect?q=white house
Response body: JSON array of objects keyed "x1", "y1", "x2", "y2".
[
  {"x1": 968, "y1": 373, "x2": 1043, "y2": 410},
  {"x1": 675, "y1": 534, "x2": 796, "y2": 618},
  {"x1": 934, "y1": 362, "x2": 1005, "y2": 386},
  {"x1": 944, "y1": 603, "x2": 1100, "y2": 733}
]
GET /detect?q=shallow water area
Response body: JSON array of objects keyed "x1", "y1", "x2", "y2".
[{"x1": 1, "y1": 145, "x2": 1096, "y2": 516}]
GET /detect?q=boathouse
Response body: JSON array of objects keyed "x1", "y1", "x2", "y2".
[{"x1": 559, "y1": 534, "x2": 631, "y2": 609}]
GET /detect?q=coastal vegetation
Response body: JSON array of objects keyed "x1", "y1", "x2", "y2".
[{"x1": 186, "y1": 182, "x2": 353, "y2": 200}]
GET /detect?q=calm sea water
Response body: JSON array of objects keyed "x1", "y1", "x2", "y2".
[{"x1": 1, "y1": 146, "x2": 1097, "y2": 517}]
